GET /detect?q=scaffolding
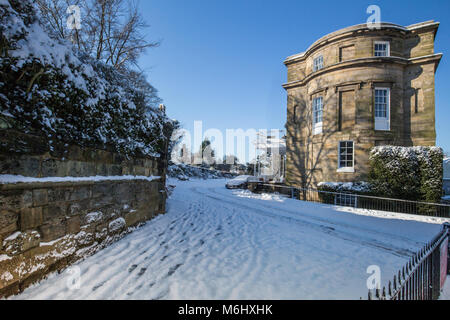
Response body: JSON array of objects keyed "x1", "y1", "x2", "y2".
[{"x1": 253, "y1": 131, "x2": 286, "y2": 183}]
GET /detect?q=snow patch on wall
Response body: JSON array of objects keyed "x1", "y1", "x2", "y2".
[
  {"x1": 85, "y1": 212, "x2": 103, "y2": 224},
  {"x1": 0, "y1": 175, "x2": 161, "y2": 184},
  {"x1": 108, "y1": 218, "x2": 126, "y2": 233},
  {"x1": 1, "y1": 272, "x2": 13, "y2": 282}
]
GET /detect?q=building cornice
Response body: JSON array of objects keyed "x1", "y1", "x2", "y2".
[
  {"x1": 282, "y1": 54, "x2": 442, "y2": 90},
  {"x1": 284, "y1": 21, "x2": 440, "y2": 66}
]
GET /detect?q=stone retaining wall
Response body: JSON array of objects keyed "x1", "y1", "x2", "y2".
[
  {"x1": 0, "y1": 130, "x2": 168, "y2": 297},
  {"x1": 0, "y1": 129, "x2": 165, "y2": 178}
]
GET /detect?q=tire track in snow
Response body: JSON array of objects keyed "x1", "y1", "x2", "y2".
[
  {"x1": 11, "y1": 179, "x2": 441, "y2": 300},
  {"x1": 193, "y1": 187, "x2": 417, "y2": 258}
]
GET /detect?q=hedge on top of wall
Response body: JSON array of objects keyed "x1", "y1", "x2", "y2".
[{"x1": 0, "y1": 0, "x2": 176, "y2": 159}]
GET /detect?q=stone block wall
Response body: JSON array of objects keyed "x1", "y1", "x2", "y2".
[
  {"x1": 0, "y1": 129, "x2": 164, "y2": 179},
  {"x1": 0, "y1": 130, "x2": 168, "y2": 297}
]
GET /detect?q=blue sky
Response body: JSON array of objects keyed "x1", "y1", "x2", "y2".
[{"x1": 138, "y1": 0, "x2": 450, "y2": 161}]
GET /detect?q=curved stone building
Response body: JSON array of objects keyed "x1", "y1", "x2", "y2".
[{"x1": 283, "y1": 21, "x2": 442, "y2": 188}]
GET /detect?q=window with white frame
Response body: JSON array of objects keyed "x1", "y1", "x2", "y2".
[
  {"x1": 374, "y1": 88, "x2": 390, "y2": 130},
  {"x1": 374, "y1": 41, "x2": 390, "y2": 57},
  {"x1": 313, "y1": 55, "x2": 324, "y2": 71},
  {"x1": 338, "y1": 141, "x2": 354, "y2": 171},
  {"x1": 312, "y1": 97, "x2": 323, "y2": 135}
]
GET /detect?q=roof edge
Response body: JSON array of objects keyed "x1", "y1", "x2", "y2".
[{"x1": 284, "y1": 21, "x2": 440, "y2": 64}]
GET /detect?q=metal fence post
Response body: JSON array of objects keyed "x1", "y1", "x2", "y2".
[{"x1": 431, "y1": 248, "x2": 441, "y2": 300}]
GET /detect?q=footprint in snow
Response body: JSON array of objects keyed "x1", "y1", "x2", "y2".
[
  {"x1": 128, "y1": 264, "x2": 138, "y2": 273},
  {"x1": 152, "y1": 289, "x2": 169, "y2": 300},
  {"x1": 160, "y1": 255, "x2": 168, "y2": 262},
  {"x1": 322, "y1": 226, "x2": 335, "y2": 232},
  {"x1": 137, "y1": 268, "x2": 147, "y2": 276},
  {"x1": 167, "y1": 264, "x2": 182, "y2": 277},
  {"x1": 92, "y1": 281, "x2": 106, "y2": 291}
]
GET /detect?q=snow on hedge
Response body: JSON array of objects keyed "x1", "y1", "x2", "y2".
[
  {"x1": 369, "y1": 146, "x2": 443, "y2": 202},
  {"x1": 318, "y1": 146, "x2": 444, "y2": 202},
  {"x1": 167, "y1": 163, "x2": 234, "y2": 180},
  {"x1": 317, "y1": 181, "x2": 372, "y2": 193},
  {"x1": 0, "y1": 0, "x2": 174, "y2": 157}
]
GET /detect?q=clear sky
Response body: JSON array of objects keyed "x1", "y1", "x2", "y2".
[{"x1": 138, "y1": 0, "x2": 450, "y2": 161}]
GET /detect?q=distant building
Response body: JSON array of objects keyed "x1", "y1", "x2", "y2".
[
  {"x1": 444, "y1": 158, "x2": 450, "y2": 196},
  {"x1": 178, "y1": 143, "x2": 192, "y2": 164},
  {"x1": 283, "y1": 21, "x2": 442, "y2": 188},
  {"x1": 254, "y1": 132, "x2": 286, "y2": 182}
]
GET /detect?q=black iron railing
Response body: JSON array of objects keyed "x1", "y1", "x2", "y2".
[
  {"x1": 246, "y1": 182, "x2": 450, "y2": 300},
  {"x1": 248, "y1": 183, "x2": 450, "y2": 218},
  {"x1": 369, "y1": 223, "x2": 449, "y2": 300}
]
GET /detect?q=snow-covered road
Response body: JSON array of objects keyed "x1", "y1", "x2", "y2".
[{"x1": 12, "y1": 179, "x2": 447, "y2": 300}]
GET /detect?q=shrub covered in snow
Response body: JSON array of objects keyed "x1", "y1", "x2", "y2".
[
  {"x1": 368, "y1": 146, "x2": 443, "y2": 202},
  {"x1": 317, "y1": 181, "x2": 372, "y2": 194},
  {"x1": 316, "y1": 181, "x2": 373, "y2": 203},
  {"x1": 0, "y1": 0, "x2": 176, "y2": 158},
  {"x1": 168, "y1": 163, "x2": 235, "y2": 180}
]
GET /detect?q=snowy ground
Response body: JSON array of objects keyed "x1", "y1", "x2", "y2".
[{"x1": 11, "y1": 179, "x2": 448, "y2": 300}]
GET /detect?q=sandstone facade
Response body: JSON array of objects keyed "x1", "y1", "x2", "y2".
[{"x1": 283, "y1": 21, "x2": 442, "y2": 188}]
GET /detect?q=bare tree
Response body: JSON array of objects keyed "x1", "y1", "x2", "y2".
[
  {"x1": 36, "y1": 0, "x2": 159, "y2": 70},
  {"x1": 36, "y1": 0, "x2": 82, "y2": 41}
]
